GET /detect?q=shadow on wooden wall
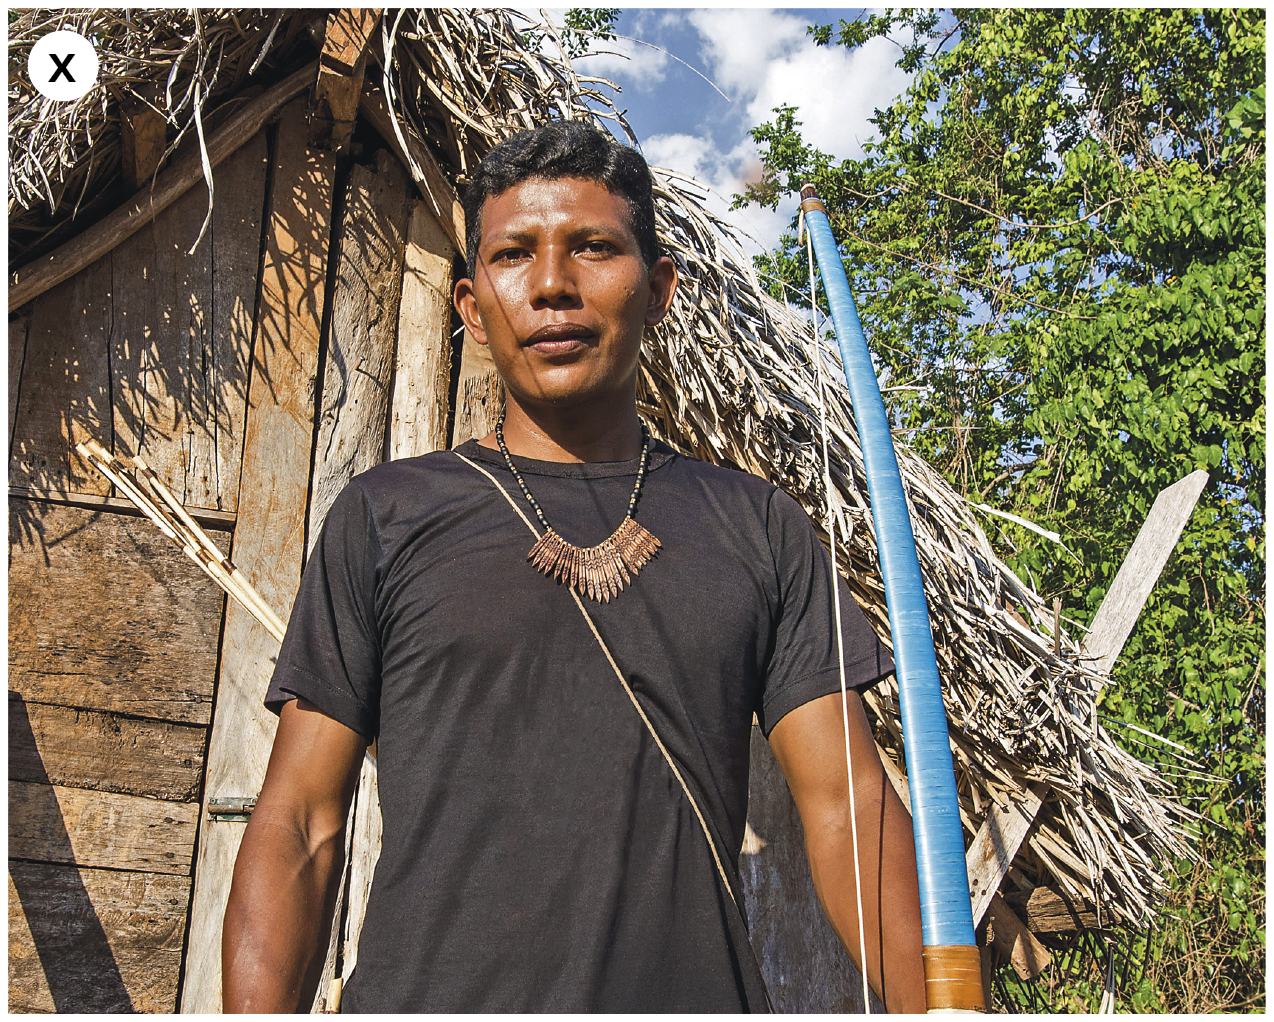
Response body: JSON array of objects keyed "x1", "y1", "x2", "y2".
[{"x1": 9, "y1": 695, "x2": 134, "y2": 1012}]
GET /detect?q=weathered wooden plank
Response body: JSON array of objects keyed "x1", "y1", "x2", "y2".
[
  {"x1": 1004, "y1": 884, "x2": 1100, "y2": 933},
  {"x1": 450, "y1": 331, "x2": 503, "y2": 447},
  {"x1": 8, "y1": 256, "x2": 113, "y2": 498},
  {"x1": 359, "y1": 81, "x2": 466, "y2": 253},
  {"x1": 389, "y1": 201, "x2": 456, "y2": 460},
  {"x1": 181, "y1": 97, "x2": 336, "y2": 1013},
  {"x1": 966, "y1": 784, "x2": 1044, "y2": 925},
  {"x1": 739, "y1": 725, "x2": 882, "y2": 1012},
  {"x1": 985, "y1": 893, "x2": 1051, "y2": 980},
  {"x1": 309, "y1": 149, "x2": 412, "y2": 545},
  {"x1": 956, "y1": 473, "x2": 1210, "y2": 929},
  {"x1": 8, "y1": 499, "x2": 229, "y2": 723},
  {"x1": 9, "y1": 860, "x2": 190, "y2": 1013},
  {"x1": 10, "y1": 309, "x2": 31, "y2": 448},
  {"x1": 1083, "y1": 470, "x2": 1209, "y2": 674},
  {"x1": 209, "y1": 132, "x2": 270, "y2": 513},
  {"x1": 108, "y1": 135, "x2": 266, "y2": 513},
  {"x1": 341, "y1": 755, "x2": 383, "y2": 988},
  {"x1": 9, "y1": 698, "x2": 206, "y2": 802},
  {"x1": 9, "y1": 63, "x2": 316, "y2": 313},
  {"x1": 10, "y1": 780, "x2": 199, "y2": 874}
]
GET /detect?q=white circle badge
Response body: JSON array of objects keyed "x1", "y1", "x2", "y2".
[{"x1": 29, "y1": 30, "x2": 100, "y2": 102}]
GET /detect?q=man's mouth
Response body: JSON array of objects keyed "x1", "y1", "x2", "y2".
[{"x1": 523, "y1": 323, "x2": 595, "y2": 355}]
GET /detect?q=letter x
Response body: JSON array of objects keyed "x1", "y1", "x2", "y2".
[{"x1": 50, "y1": 53, "x2": 75, "y2": 83}]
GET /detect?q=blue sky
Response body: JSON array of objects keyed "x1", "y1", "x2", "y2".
[{"x1": 549, "y1": 8, "x2": 915, "y2": 256}]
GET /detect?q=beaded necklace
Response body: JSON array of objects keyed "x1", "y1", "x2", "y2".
[{"x1": 494, "y1": 411, "x2": 661, "y2": 603}]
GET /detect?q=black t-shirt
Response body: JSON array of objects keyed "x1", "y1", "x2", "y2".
[{"x1": 265, "y1": 439, "x2": 893, "y2": 1012}]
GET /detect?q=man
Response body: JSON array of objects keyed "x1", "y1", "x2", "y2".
[{"x1": 223, "y1": 121, "x2": 924, "y2": 1012}]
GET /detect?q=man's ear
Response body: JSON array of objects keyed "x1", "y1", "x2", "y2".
[
  {"x1": 453, "y1": 276, "x2": 489, "y2": 345},
  {"x1": 644, "y1": 255, "x2": 678, "y2": 328}
]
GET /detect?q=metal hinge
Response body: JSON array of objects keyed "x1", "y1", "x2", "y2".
[{"x1": 207, "y1": 796, "x2": 257, "y2": 822}]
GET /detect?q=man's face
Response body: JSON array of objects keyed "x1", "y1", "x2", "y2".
[{"x1": 454, "y1": 176, "x2": 677, "y2": 413}]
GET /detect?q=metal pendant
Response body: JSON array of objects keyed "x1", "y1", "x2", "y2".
[{"x1": 527, "y1": 517, "x2": 661, "y2": 602}]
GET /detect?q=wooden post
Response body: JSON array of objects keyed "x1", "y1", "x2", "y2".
[
  {"x1": 965, "y1": 784, "x2": 1044, "y2": 926},
  {"x1": 308, "y1": 9, "x2": 381, "y2": 153},
  {"x1": 180, "y1": 98, "x2": 337, "y2": 1013}
]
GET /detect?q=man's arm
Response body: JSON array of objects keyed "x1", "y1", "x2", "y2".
[
  {"x1": 223, "y1": 697, "x2": 367, "y2": 1012},
  {"x1": 768, "y1": 689, "x2": 926, "y2": 1013}
]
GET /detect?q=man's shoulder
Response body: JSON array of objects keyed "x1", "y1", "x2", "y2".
[
  {"x1": 657, "y1": 443, "x2": 799, "y2": 517},
  {"x1": 336, "y1": 448, "x2": 480, "y2": 521}
]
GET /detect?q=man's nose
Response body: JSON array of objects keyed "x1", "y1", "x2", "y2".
[{"x1": 528, "y1": 246, "x2": 580, "y2": 308}]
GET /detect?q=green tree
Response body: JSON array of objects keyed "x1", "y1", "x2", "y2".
[{"x1": 739, "y1": 9, "x2": 1264, "y2": 1011}]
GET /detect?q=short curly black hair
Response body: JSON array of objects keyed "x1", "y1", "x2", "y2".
[{"x1": 462, "y1": 121, "x2": 660, "y2": 276}]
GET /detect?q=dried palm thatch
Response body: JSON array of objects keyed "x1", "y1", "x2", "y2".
[{"x1": 9, "y1": 8, "x2": 1194, "y2": 930}]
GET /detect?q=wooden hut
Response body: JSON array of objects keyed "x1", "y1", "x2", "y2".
[{"x1": 8, "y1": 9, "x2": 1194, "y2": 1013}]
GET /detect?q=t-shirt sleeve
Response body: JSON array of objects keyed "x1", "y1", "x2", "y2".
[
  {"x1": 759, "y1": 487, "x2": 894, "y2": 736},
  {"x1": 264, "y1": 480, "x2": 382, "y2": 740}
]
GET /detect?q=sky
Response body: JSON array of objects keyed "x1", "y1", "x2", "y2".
[{"x1": 554, "y1": 8, "x2": 915, "y2": 257}]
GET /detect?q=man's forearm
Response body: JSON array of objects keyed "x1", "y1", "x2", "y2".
[
  {"x1": 222, "y1": 807, "x2": 347, "y2": 1012},
  {"x1": 804, "y1": 768, "x2": 925, "y2": 1012}
]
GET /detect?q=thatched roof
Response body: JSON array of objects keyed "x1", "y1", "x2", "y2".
[{"x1": 9, "y1": 8, "x2": 1194, "y2": 930}]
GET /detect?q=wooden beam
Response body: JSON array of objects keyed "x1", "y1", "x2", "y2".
[
  {"x1": 180, "y1": 97, "x2": 336, "y2": 1013},
  {"x1": 450, "y1": 331, "x2": 503, "y2": 447},
  {"x1": 358, "y1": 80, "x2": 466, "y2": 253},
  {"x1": 1082, "y1": 470, "x2": 1209, "y2": 674},
  {"x1": 9, "y1": 61, "x2": 317, "y2": 313},
  {"x1": 308, "y1": 10, "x2": 381, "y2": 152},
  {"x1": 966, "y1": 784, "x2": 1044, "y2": 925},
  {"x1": 321, "y1": 9, "x2": 383, "y2": 74},
  {"x1": 1004, "y1": 884, "x2": 1100, "y2": 933},
  {"x1": 985, "y1": 893, "x2": 1052, "y2": 979},
  {"x1": 120, "y1": 82, "x2": 167, "y2": 192}
]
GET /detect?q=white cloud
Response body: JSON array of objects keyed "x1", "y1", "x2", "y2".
[
  {"x1": 573, "y1": 36, "x2": 669, "y2": 91},
  {"x1": 688, "y1": 9, "x2": 911, "y2": 161},
  {"x1": 642, "y1": 132, "x2": 796, "y2": 258}
]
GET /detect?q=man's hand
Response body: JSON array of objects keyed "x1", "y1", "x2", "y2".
[
  {"x1": 768, "y1": 690, "x2": 926, "y2": 1013},
  {"x1": 222, "y1": 698, "x2": 367, "y2": 1012}
]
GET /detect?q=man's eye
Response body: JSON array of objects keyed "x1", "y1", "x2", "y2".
[
  {"x1": 579, "y1": 240, "x2": 613, "y2": 256},
  {"x1": 493, "y1": 248, "x2": 527, "y2": 263}
]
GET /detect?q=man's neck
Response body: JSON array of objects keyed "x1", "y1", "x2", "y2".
[{"x1": 477, "y1": 398, "x2": 644, "y2": 463}]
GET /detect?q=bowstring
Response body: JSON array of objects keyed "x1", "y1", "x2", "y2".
[{"x1": 802, "y1": 211, "x2": 872, "y2": 1014}]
